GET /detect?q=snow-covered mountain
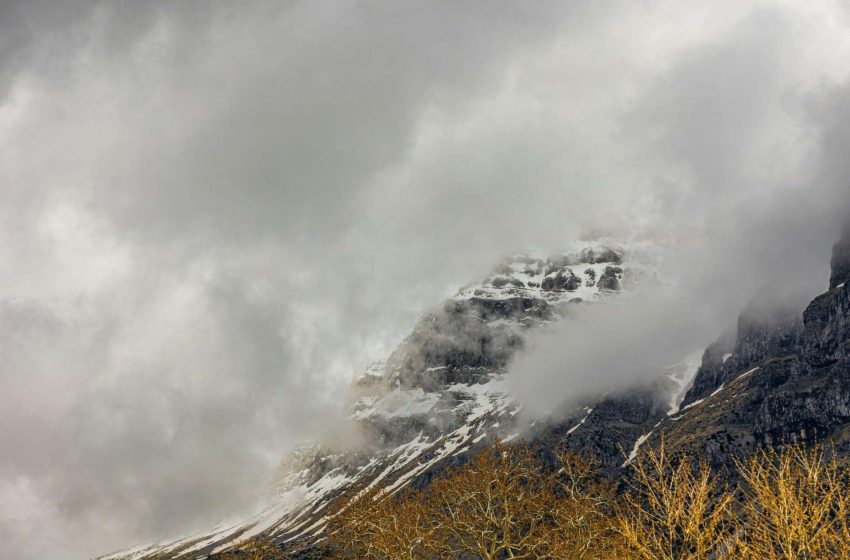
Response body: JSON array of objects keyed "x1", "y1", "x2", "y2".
[
  {"x1": 100, "y1": 240, "x2": 685, "y2": 559},
  {"x1": 102, "y1": 225, "x2": 850, "y2": 559}
]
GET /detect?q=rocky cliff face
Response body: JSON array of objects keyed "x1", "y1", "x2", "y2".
[
  {"x1": 101, "y1": 226, "x2": 850, "y2": 560},
  {"x1": 647, "y1": 224, "x2": 850, "y2": 468},
  {"x1": 100, "y1": 241, "x2": 664, "y2": 560},
  {"x1": 681, "y1": 296, "x2": 803, "y2": 409}
]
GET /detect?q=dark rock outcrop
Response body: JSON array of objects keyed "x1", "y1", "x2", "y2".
[
  {"x1": 539, "y1": 385, "x2": 669, "y2": 474},
  {"x1": 541, "y1": 269, "x2": 582, "y2": 292},
  {"x1": 596, "y1": 266, "x2": 623, "y2": 291},
  {"x1": 682, "y1": 294, "x2": 803, "y2": 407},
  {"x1": 385, "y1": 296, "x2": 552, "y2": 390},
  {"x1": 658, "y1": 223, "x2": 850, "y2": 469},
  {"x1": 540, "y1": 223, "x2": 850, "y2": 480},
  {"x1": 803, "y1": 286, "x2": 850, "y2": 368},
  {"x1": 491, "y1": 276, "x2": 525, "y2": 288}
]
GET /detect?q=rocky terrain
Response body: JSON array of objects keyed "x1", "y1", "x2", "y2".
[
  {"x1": 538, "y1": 225, "x2": 850, "y2": 477},
  {"x1": 99, "y1": 225, "x2": 850, "y2": 559},
  {"x1": 650, "y1": 225, "x2": 850, "y2": 466},
  {"x1": 100, "y1": 241, "x2": 668, "y2": 559}
]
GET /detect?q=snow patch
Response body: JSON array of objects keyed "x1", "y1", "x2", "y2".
[
  {"x1": 352, "y1": 387, "x2": 440, "y2": 420},
  {"x1": 737, "y1": 367, "x2": 758, "y2": 380},
  {"x1": 681, "y1": 398, "x2": 705, "y2": 411},
  {"x1": 623, "y1": 432, "x2": 652, "y2": 467},
  {"x1": 566, "y1": 408, "x2": 593, "y2": 435}
]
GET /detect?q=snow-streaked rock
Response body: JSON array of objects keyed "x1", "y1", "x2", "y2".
[{"x1": 100, "y1": 241, "x2": 676, "y2": 559}]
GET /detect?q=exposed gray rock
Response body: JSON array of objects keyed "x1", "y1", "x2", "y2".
[
  {"x1": 385, "y1": 296, "x2": 551, "y2": 390},
  {"x1": 541, "y1": 269, "x2": 582, "y2": 291},
  {"x1": 537, "y1": 222, "x2": 850, "y2": 483},
  {"x1": 596, "y1": 266, "x2": 623, "y2": 291},
  {"x1": 491, "y1": 276, "x2": 525, "y2": 288},
  {"x1": 682, "y1": 293, "x2": 803, "y2": 407},
  {"x1": 803, "y1": 283, "x2": 850, "y2": 368},
  {"x1": 539, "y1": 385, "x2": 669, "y2": 474},
  {"x1": 654, "y1": 222, "x2": 850, "y2": 472}
]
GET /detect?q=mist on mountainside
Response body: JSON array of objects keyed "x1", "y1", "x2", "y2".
[{"x1": 1, "y1": 1, "x2": 850, "y2": 558}]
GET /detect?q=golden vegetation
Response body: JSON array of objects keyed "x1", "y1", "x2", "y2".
[
  {"x1": 327, "y1": 440, "x2": 850, "y2": 560},
  {"x1": 616, "y1": 443, "x2": 733, "y2": 560},
  {"x1": 327, "y1": 443, "x2": 616, "y2": 559},
  {"x1": 734, "y1": 445, "x2": 850, "y2": 559}
]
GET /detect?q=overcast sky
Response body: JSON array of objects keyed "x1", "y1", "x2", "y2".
[{"x1": 1, "y1": 1, "x2": 850, "y2": 558}]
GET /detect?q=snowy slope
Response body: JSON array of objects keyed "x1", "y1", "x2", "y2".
[{"x1": 99, "y1": 240, "x2": 687, "y2": 559}]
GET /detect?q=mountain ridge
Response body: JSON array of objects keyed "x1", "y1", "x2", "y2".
[
  {"x1": 100, "y1": 227, "x2": 850, "y2": 559},
  {"x1": 100, "y1": 241, "x2": 660, "y2": 559}
]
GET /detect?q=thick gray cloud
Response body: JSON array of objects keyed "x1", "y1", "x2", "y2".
[
  {"x1": 509, "y1": 4, "x2": 850, "y2": 411},
  {"x1": 1, "y1": 1, "x2": 849, "y2": 559}
]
